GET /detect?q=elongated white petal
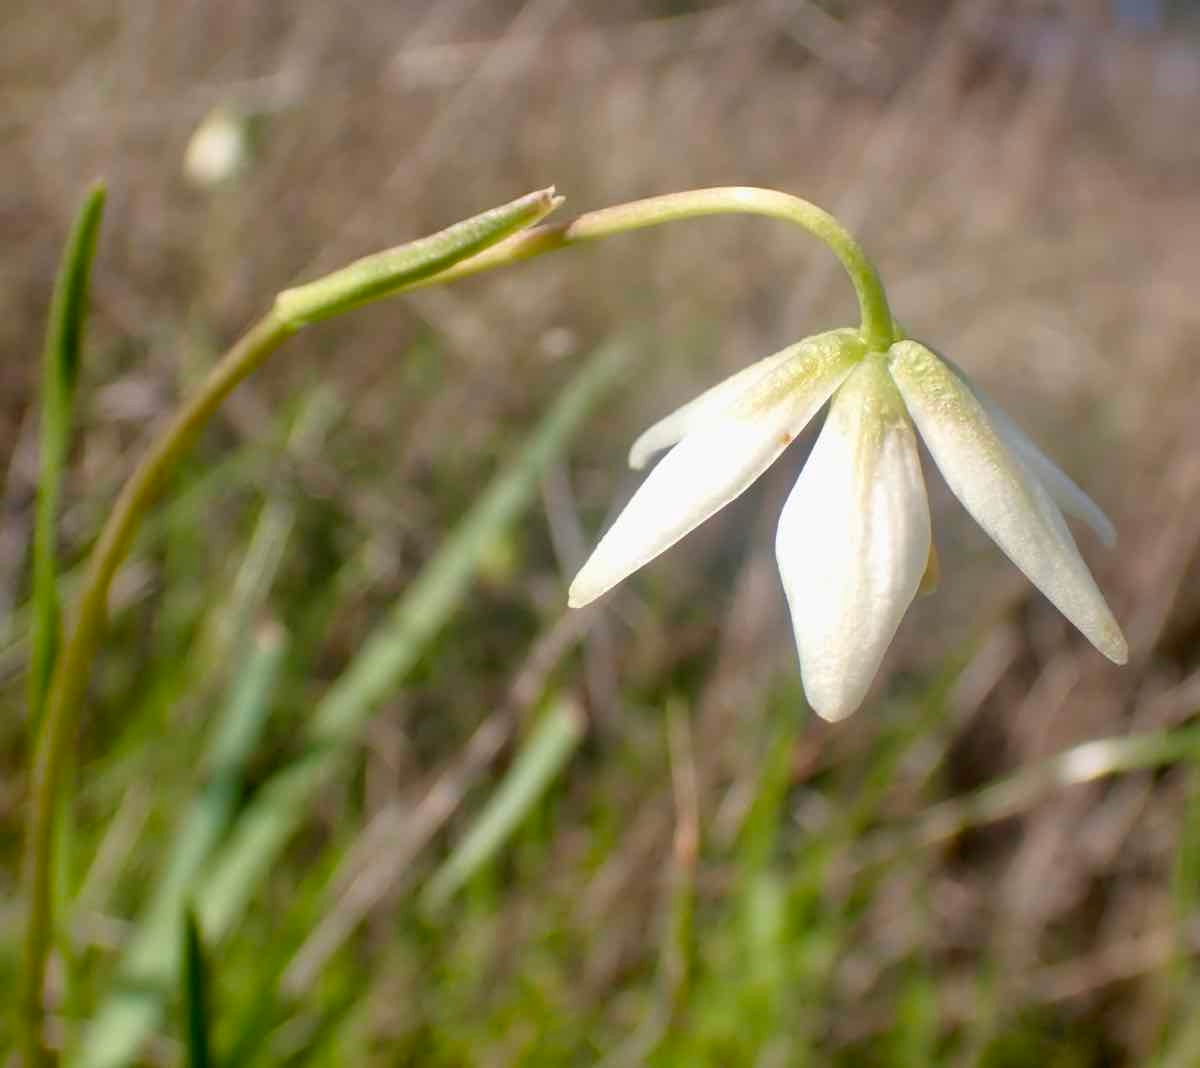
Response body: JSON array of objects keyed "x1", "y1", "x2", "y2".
[
  {"x1": 628, "y1": 329, "x2": 864, "y2": 470},
  {"x1": 889, "y1": 341, "x2": 1127, "y2": 663},
  {"x1": 776, "y1": 355, "x2": 931, "y2": 721},
  {"x1": 629, "y1": 352, "x2": 790, "y2": 471},
  {"x1": 932, "y1": 350, "x2": 1117, "y2": 546},
  {"x1": 570, "y1": 335, "x2": 861, "y2": 608}
]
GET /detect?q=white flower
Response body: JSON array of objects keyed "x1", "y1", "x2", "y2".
[{"x1": 568, "y1": 332, "x2": 1126, "y2": 721}]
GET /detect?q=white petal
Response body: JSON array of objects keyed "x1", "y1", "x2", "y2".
[
  {"x1": 628, "y1": 329, "x2": 864, "y2": 470},
  {"x1": 776, "y1": 355, "x2": 931, "y2": 721},
  {"x1": 889, "y1": 341, "x2": 1127, "y2": 664},
  {"x1": 569, "y1": 335, "x2": 861, "y2": 608},
  {"x1": 933, "y1": 350, "x2": 1117, "y2": 547}
]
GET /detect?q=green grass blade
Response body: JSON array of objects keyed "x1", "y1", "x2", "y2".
[
  {"x1": 309, "y1": 338, "x2": 629, "y2": 747},
  {"x1": 197, "y1": 338, "x2": 629, "y2": 938},
  {"x1": 52, "y1": 752, "x2": 82, "y2": 1057},
  {"x1": 200, "y1": 387, "x2": 341, "y2": 667},
  {"x1": 28, "y1": 183, "x2": 105, "y2": 728},
  {"x1": 856, "y1": 723, "x2": 1200, "y2": 872},
  {"x1": 421, "y1": 697, "x2": 587, "y2": 913},
  {"x1": 79, "y1": 623, "x2": 286, "y2": 1068},
  {"x1": 181, "y1": 909, "x2": 214, "y2": 1068},
  {"x1": 1154, "y1": 756, "x2": 1200, "y2": 1065}
]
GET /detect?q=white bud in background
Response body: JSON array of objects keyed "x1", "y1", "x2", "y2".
[{"x1": 183, "y1": 106, "x2": 251, "y2": 189}]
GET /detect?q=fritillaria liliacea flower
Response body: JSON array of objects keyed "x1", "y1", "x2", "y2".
[
  {"x1": 568, "y1": 329, "x2": 1127, "y2": 721},
  {"x1": 25, "y1": 185, "x2": 1128, "y2": 1059}
]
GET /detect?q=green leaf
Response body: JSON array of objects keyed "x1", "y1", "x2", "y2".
[
  {"x1": 181, "y1": 908, "x2": 214, "y2": 1068},
  {"x1": 421, "y1": 696, "x2": 587, "y2": 913},
  {"x1": 79, "y1": 623, "x2": 286, "y2": 1068},
  {"x1": 28, "y1": 182, "x2": 105, "y2": 728}
]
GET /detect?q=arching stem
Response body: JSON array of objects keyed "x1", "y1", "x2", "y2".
[
  {"x1": 22, "y1": 185, "x2": 891, "y2": 1065},
  {"x1": 411, "y1": 187, "x2": 896, "y2": 350}
]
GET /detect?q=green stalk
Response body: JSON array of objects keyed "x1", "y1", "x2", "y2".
[
  {"x1": 79, "y1": 624, "x2": 286, "y2": 1068},
  {"x1": 416, "y1": 187, "x2": 896, "y2": 350},
  {"x1": 22, "y1": 183, "x2": 891, "y2": 1064},
  {"x1": 21, "y1": 188, "x2": 558, "y2": 1067}
]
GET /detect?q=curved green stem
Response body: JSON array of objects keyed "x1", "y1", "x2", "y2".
[
  {"x1": 408, "y1": 187, "x2": 896, "y2": 350},
  {"x1": 22, "y1": 185, "x2": 889, "y2": 1064},
  {"x1": 21, "y1": 188, "x2": 557, "y2": 1066}
]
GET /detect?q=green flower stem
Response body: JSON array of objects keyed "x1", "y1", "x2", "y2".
[
  {"x1": 21, "y1": 188, "x2": 558, "y2": 1068},
  {"x1": 22, "y1": 184, "x2": 890, "y2": 1065},
  {"x1": 403, "y1": 187, "x2": 896, "y2": 350}
]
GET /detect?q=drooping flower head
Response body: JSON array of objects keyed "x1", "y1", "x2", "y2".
[{"x1": 568, "y1": 329, "x2": 1126, "y2": 721}]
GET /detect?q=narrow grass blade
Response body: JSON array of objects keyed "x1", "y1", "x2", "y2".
[
  {"x1": 1160, "y1": 1010, "x2": 1200, "y2": 1068},
  {"x1": 598, "y1": 700, "x2": 698, "y2": 1068},
  {"x1": 181, "y1": 909, "x2": 213, "y2": 1068},
  {"x1": 198, "y1": 338, "x2": 629, "y2": 940},
  {"x1": 734, "y1": 721, "x2": 798, "y2": 1037},
  {"x1": 194, "y1": 386, "x2": 338, "y2": 676},
  {"x1": 28, "y1": 183, "x2": 105, "y2": 728},
  {"x1": 235, "y1": 972, "x2": 366, "y2": 1068},
  {"x1": 1155, "y1": 758, "x2": 1200, "y2": 1064},
  {"x1": 854, "y1": 723, "x2": 1200, "y2": 874},
  {"x1": 310, "y1": 339, "x2": 628, "y2": 747},
  {"x1": 421, "y1": 697, "x2": 587, "y2": 913},
  {"x1": 52, "y1": 753, "x2": 82, "y2": 1056},
  {"x1": 280, "y1": 608, "x2": 596, "y2": 995},
  {"x1": 199, "y1": 387, "x2": 341, "y2": 668},
  {"x1": 79, "y1": 623, "x2": 286, "y2": 1068}
]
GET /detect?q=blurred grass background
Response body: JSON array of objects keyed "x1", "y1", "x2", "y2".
[{"x1": 4, "y1": 0, "x2": 1200, "y2": 1064}]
